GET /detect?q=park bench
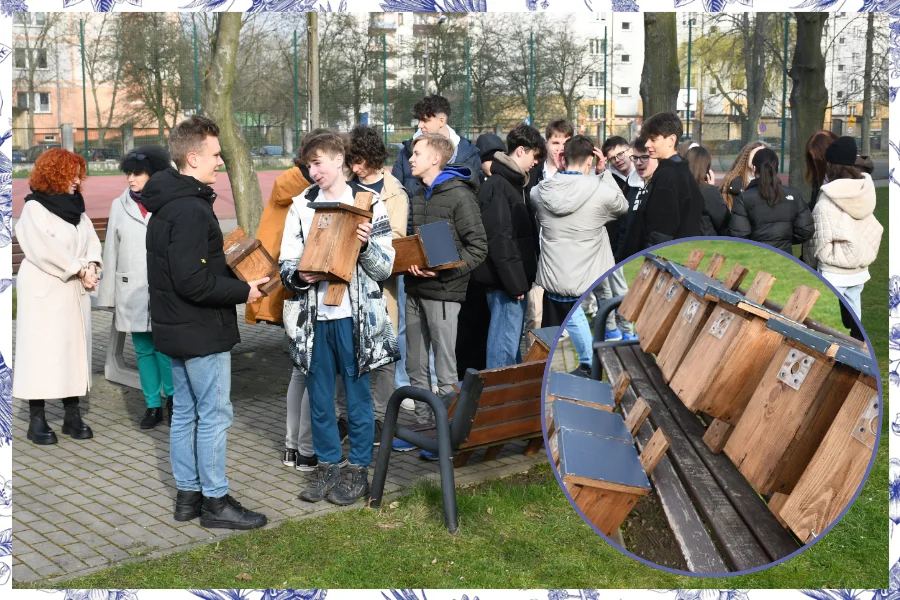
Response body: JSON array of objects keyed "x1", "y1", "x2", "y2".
[
  {"x1": 590, "y1": 251, "x2": 877, "y2": 572},
  {"x1": 13, "y1": 217, "x2": 142, "y2": 390}
]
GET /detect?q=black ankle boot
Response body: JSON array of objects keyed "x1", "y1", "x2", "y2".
[
  {"x1": 139, "y1": 407, "x2": 164, "y2": 430},
  {"x1": 166, "y1": 396, "x2": 173, "y2": 426},
  {"x1": 174, "y1": 490, "x2": 203, "y2": 521},
  {"x1": 61, "y1": 400, "x2": 93, "y2": 440},
  {"x1": 27, "y1": 403, "x2": 57, "y2": 446},
  {"x1": 199, "y1": 494, "x2": 267, "y2": 530}
]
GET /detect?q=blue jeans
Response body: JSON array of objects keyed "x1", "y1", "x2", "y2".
[
  {"x1": 170, "y1": 352, "x2": 233, "y2": 498},
  {"x1": 834, "y1": 283, "x2": 863, "y2": 318},
  {"x1": 396, "y1": 275, "x2": 437, "y2": 388},
  {"x1": 485, "y1": 290, "x2": 527, "y2": 369},
  {"x1": 566, "y1": 306, "x2": 594, "y2": 367},
  {"x1": 307, "y1": 318, "x2": 373, "y2": 466}
]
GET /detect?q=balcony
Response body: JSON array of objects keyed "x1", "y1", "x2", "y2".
[{"x1": 369, "y1": 18, "x2": 397, "y2": 32}]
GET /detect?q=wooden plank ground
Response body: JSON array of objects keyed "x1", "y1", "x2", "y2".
[
  {"x1": 630, "y1": 347, "x2": 802, "y2": 562},
  {"x1": 615, "y1": 345, "x2": 771, "y2": 571},
  {"x1": 598, "y1": 347, "x2": 728, "y2": 574}
]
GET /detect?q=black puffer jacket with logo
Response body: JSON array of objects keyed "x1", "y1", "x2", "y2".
[{"x1": 726, "y1": 179, "x2": 814, "y2": 254}]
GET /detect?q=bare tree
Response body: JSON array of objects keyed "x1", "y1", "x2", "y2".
[
  {"x1": 81, "y1": 14, "x2": 126, "y2": 147},
  {"x1": 861, "y1": 12, "x2": 875, "y2": 156},
  {"x1": 501, "y1": 14, "x2": 554, "y2": 126},
  {"x1": 204, "y1": 13, "x2": 264, "y2": 236},
  {"x1": 543, "y1": 20, "x2": 602, "y2": 121},
  {"x1": 12, "y1": 12, "x2": 64, "y2": 148},
  {"x1": 788, "y1": 13, "x2": 829, "y2": 196},
  {"x1": 640, "y1": 13, "x2": 680, "y2": 119}
]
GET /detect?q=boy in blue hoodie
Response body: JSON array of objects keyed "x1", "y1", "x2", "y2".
[{"x1": 395, "y1": 133, "x2": 488, "y2": 458}]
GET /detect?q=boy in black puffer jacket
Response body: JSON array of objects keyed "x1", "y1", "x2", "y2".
[
  {"x1": 472, "y1": 124, "x2": 543, "y2": 368},
  {"x1": 398, "y1": 133, "x2": 488, "y2": 459}
]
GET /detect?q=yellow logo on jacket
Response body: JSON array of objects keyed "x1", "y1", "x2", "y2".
[{"x1": 201, "y1": 259, "x2": 206, "y2": 263}]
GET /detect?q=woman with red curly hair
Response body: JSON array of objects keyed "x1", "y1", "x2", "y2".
[{"x1": 13, "y1": 148, "x2": 101, "y2": 445}]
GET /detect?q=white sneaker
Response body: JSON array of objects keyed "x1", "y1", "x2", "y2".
[{"x1": 401, "y1": 398, "x2": 415, "y2": 411}]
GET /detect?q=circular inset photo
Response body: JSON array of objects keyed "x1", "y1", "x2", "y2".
[{"x1": 542, "y1": 238, "x2": 881, "y2": 576}]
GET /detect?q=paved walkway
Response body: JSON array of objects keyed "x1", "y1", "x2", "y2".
[{"x1": 11, "y1": 309, "x2": 574, "y2": 584}]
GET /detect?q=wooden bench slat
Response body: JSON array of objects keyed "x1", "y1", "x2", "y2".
[
  {"x1": 463, "y1": 415, "x2": 542, "y2": 449},
  {"x1": 469, "y1": 396, "x2": 540, "y2": 429},
  {"x1": 616, "y1": 344, "x2": 771, "y2": 571},
  {"x1": 598, "y1": 347, "x2": 729, "y2": 574},
  {"x1": 469, "y1": 379, "x2": 541, "y2": 410},
  {"x1": 629, "y1": 346, "x2": 801, "y2": 562},
  {"x1": 477, "y1": 360, "x2": 545, "y2": 387}
]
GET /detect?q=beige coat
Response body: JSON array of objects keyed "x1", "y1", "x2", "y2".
[
  {"x1": 13, "y1": 201, "x2": 102, "y2": 400},
  {"x1": 370, "y1": 170, "x2": 409, "y2": 333},
  {"x1": 802, "y1": 173, "x2": 882, "y2": 275}
]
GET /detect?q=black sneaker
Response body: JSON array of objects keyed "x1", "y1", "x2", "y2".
[
  {"x1": 326, "y1": 463, "x2": 370, "y2": 506},
  {"x1": 199, "y1": 494, "x2": 267, "y2": 530},
  {"x1": 299, "y1": 461, "x2": 341, "y2": 503},
  {"x1": 373, "y1": 419, "x2": 383, "y2": 446},
  {"x1": 174, "y1": 490, "x2": 203, "y2": 522},
  {"x1": 295, "y1": 452, "x2": 318, "y2": 472},
  {"x1": 338, "y1": 417, "x2": 349, "y2": 443},
  {"x1": 282, "y1": 448, "x2": 299, "y2": 467},
  {"x1": 140, "y1": 407, "x2": 163, "y2": 430}
]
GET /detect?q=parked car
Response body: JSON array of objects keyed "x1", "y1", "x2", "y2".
[
  {"x1": 11, "y1": 150, "x2": 26, "y2": 163},
  {"x1": 78, "y1": 147, "x2": 120, "y2": 162},
  {"x1": 24, "y1": 143, "x2": 61, "y2": 163}
]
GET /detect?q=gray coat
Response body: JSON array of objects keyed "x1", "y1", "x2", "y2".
[{"x1": 97, "y1": 188, "x2": 153, "y2": 332}]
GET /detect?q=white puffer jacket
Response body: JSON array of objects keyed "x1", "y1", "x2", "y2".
[{"x1": 802, "y1": 173, "x2": 882, "y2": 275}]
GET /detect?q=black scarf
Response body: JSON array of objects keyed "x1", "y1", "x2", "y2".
[{"x1": 24, "y1": 189, "x2": 85, "y2": 227}]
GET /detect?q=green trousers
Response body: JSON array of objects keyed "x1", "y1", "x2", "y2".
[{"x1": 131, "y1": 332, "x2": 174, "y2": 408}]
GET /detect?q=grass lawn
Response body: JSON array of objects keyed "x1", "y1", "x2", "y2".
[{"x1": 15, "y1": 189, "x2": 889, "y2": 589}]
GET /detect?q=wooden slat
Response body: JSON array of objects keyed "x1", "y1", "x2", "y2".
[
  {"x1": 563, "y1": 473, "x2": 650, "y2": 496},
  {"x1": 703, "y1": 253, "x2": 726, "y2": 277},
  {"x1": 618, "y1": 258, "x2": 662, "y2": 322},
  {"x1": 640, "y1": 428, "x2": 670, "y2": 475},
  {"x1": 598, "y1": 347, "x2": 729, "y2": 574},
  {"x1": 630, "y1": 347, "x2": 800, "y2": 562},
  {"x1": 462, "y1": 415, "x2": 542, "y2": 449},
  {"x1": 616, "y1": 345, "x2": 770, "y2": 571},
  {"x1": 475, "y1": 379, "x2": 542, "y2": 410},
  {"x1": 768, "y1": 492, "x2": 791, "y2": 529},
  {"x1": 702, "y1": 418, "x2": 733, "y2": 454},
  {"x1": 612, "y1": 371, "x2": 631, "y2": 406},
  {"x1": 684, "y1": 249, "x2": 705, "y2": 269},
  {"x1": 625, "y1": 397, "x2": 651, "y2": 436},
  {"x1": 656, "y1": 293, "x2": 715, "y2": 382},
  {"x1": 743, "y1": 271, "x2": 777, "y2": 304},
  {"x1": 470, "y1": 397, "x2": 541, "y2": 429},
  {"x1": 779, "y1": 376, "x2": 879, "y2": 542},
  {"x1": 777, "y1": 285, "x2": 821, "y2": 323},
  {"x1": 478, "y1": 360, "x2": 546, "y2": 387}
]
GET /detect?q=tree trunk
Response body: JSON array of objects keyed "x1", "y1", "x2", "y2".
[
  {"x1": 640, "y1": 13, "x2": 680, "y2": 120},
  {"x1": 205, "y1": 13, "x2": 263, "y2": 236},
  {"x1": 788, "y1": 13, "x2": 829, "y2": 198},
  {"x1": 743, "y1": 13, "x2": 770, "y2": 145},
  {"x1": 861, "y1": 12, "x2": 874, "y2": 156}
]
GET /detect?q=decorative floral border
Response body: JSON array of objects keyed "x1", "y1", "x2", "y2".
[{"x1": 0, "y1": 2, "x2": 896, "y2": 598}]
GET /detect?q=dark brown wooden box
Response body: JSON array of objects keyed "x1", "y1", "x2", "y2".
[
  {"x1": 391, "y1": 221, "x2": 466, "y2": 275},
  {"x1": 223, "y1": 227, "x2": 280, "y2": 297}
]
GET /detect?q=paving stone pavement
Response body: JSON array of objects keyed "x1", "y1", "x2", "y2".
[{"x1": 10, "y1": 307, "x2": 576, "y2": 584}]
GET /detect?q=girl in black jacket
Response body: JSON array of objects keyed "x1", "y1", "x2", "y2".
[
  {"x1": 685, "y1": 145, "x2": 729, "y2": 235},
  {"x1": 727, "y1": 148, "x2": 814, "y2": 255}
]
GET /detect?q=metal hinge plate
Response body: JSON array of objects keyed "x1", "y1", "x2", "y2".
[
  {"x1": 317, "y1": 214, "x2": 333, "y2": 228},
  {"x1": 708, "y1": 309, "x2": 734, "y2": 339},
  {"x1": 851, "y1": 394, "x2": 879, "y2": 450},
  {"x1": 683, "y1": 298, "x2": 701, "y2": 324},
  {"x1": 654, "y1": 273, "x2": 668, "y2": 293},
  {"x1": 777, "y1": 349, "x2": 814, "y2": 391},
  {"x1": 640, "y1": 262, "x2": 653, "y2": 280},
  {"x1": 665, "y1": 280, "x2": 680, "y2": 302}
]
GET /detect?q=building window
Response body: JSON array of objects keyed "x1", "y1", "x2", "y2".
[
  {"x1": 398, "y1": 13, "x2": 404, "y2": 25},
  {"x1": 13, "y1": 48, "x2": 47, "y2": 69},
  {"x1": 849, "y1": 105, "x2": 857, "y2": 116},
  {"x1": 16, "y1": 92, "x2": 28, "y2": 109},
  {"x1": 590, "y1": 39, "x2": 600, "y2": 55},
  {"x1": 397, "y1": 34, "x2": 403, "y2": 47},
  {"x1": 621, "y1": 54, "x2": 630, "y2": 63},
  {"x1": 850, "y1": 79, "x2": 858, "y2": 92},
  {"x1": 710, "y1": 86, "x2": 717, "y2": 94},
  {"x1": 709, "y1": 26, "x2": 718, "y2": 34},
  {"x1": 838, "y1": 64, "x2": 844, "y2": 72},
  {"x1": 852, "y1": 52, "x2": 859, "y2": 63},
  {"x1": 839, "y1": 37, "x2": 845, "y2": 44},
  {"x1": 622, "y1": 22, "x2": 631, "y2": 30},
  {"x1": 14, "y1": 12, "x2": 45, "y2": 26},
  {"x1": 837, "y1": 91, "x2": 844, "y2": 99},
  {"x1": 620, "y1": 86, "x2": 630, "y2": 95},
  {"x1": 591, "y1": 104, "x2": 605, "y2": 119},
  {"x1": 34, "y1": 92, "x2": 50, "y2": 113}
]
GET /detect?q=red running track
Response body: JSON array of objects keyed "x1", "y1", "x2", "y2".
[
  {"x1": 13, "y1": 170, "x2": 788, "y2": 219},
  {"x1": 12, "y1": 171, "x2": 284, "y2": 219}
]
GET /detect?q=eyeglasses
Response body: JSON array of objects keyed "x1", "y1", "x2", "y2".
[
  {"x1": 129, "y1": 153, "x2": 146, "y2": 161},
  {"x1": 609, "y1": 150, "x2": 631, "y2": 162},
  {"x1": 632, "y1": 155, "x2": 651, "y2": 164}
]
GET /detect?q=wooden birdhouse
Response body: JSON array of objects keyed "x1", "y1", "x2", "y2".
[
  {"x1": 222, "y1": 227, "x2": 281, "y2": 297},
  {"x1": 391, "y1": 220, "x2": 466, "y2": 275}
]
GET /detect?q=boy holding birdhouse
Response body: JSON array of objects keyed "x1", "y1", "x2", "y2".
[{"x1": 279, "y1": 131, "x2": 399, "y2": 506}]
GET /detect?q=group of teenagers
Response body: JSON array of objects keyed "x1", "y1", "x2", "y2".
[{"x1": 11, "y1": 93, "x2": 882, "y2": 532}]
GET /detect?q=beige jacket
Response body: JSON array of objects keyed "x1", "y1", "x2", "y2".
[
  {"x1": 13, "y1": 201, "x2": 102, "y2": 399},
  {"x1": 802, "y1": 173, "x2": 882, "y2": 275},
  {"x1": 360, "y1": 170, "x2": 409, "y2": 332}
]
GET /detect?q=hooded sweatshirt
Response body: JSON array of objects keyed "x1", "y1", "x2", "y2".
[
  {"x1": 802, "y1": 173, "x2": 882, "y2": 283},
  {"x1": 531, "y1": 170, "x2": 628, "y2": 298},
  {"x1": 472, "y1": 152, "x2": 537, "y2": 297},
  {"x1": 405, "y1": 165, "x2": 488, "y2": 303}
]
